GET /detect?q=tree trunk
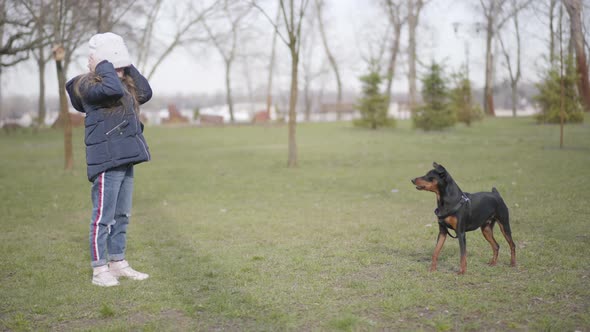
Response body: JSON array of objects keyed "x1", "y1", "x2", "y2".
[
  {"x1": 316, "y1": 0, "x2": 342, "y2": 119},
  {"x1": 564, "y1": 0, "x2": 590, "y2": 112},
  {"x1": 241, "y1": 56, "x2": 255, "y2": 115},
  {"x1": 287, "y1": 49, "x2": 298, "y2": 168},
  {"x1": 0, "y1": 67, "x2": 3, "y2": 121},
  {"x1": 56, "y1": 59, "x2": 73, "y2": 170},
  {"x1": 35, "y1": 7, "x2": 47, "y2": 129},
  {"x1": 0, "y1": 2, "x2": 4, "y2": 122},
  {"x1": 504, "y1": 1, "x2": 522, "y2": 118},
  {"x1": 225, "y1": 60, "x2": 234, "y2": 123},
  {"x1": 261, "y1": 0, "x2": 308, "y2": 167},
  {"x1": 407, "y1": 0, "x2": 418, "y2": 110},
  {"x1": 549, "y1": 0, "x2": 556, "y2": 64},
  {"x1": 266, "y1": 8, "x2": 280, "y2": 119},
  {"x1": 266, "y1": 41, "x2": 276, "y2": 117},
  {"x1": 511, "y1": 81, "x2": 518, "y2": 117},
  {"x1": 53, "y1": 0, "x2": 73, "y2": 170},
  {"x1": 97, "y1": 0, "x2": 103, "y2": 32},
  {"x1": 484, "y1": 17, "x2": 496, "y2": 116},
  {"x1": 385, "y1": 22, "x2": 402, "y2": 104},
  {"x1": 37, "y1": 57, "x2": 46, "y2": 128},
  {"x1": 304, "y1": 79, "x2": 312, "y2": 122},
  {"x1": 513, "y1": 4, "x2": 521, "y2": 118},
  {"x1": 559, "y1": 2, "x2": 565, "y2": 148}
]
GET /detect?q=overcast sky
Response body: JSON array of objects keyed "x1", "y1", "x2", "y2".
[{"x1": 2, "y1": 0, "x2": 547, "y2": 99}]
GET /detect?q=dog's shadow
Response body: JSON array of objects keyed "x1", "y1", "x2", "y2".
[{"x1": 370, "y1": 243, "x2": 461, "y2": 273}]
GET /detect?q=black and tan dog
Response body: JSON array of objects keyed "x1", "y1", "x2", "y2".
[{"x1": 411, "y1": 162, "x2": 516, "y2": 274}]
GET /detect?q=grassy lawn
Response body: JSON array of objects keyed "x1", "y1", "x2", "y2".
[{"x1": 1, "y1": 117, "x2": 589, "y2": 331}]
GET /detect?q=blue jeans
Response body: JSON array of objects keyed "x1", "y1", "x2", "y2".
[{"x1": 89, "y1": 164, "x2": 134, "y2": 268}]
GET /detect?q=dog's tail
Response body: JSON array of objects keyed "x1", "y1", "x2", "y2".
[
  {"x1": 492, "y1": 187, "x2": 506, "y2": 203},
  {"x1": 492, "y1": 187, "x2": 511, "y2": 234}
]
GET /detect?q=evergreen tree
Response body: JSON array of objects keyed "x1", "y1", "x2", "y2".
[
  {"x1": 413, "y1": 62, "x2": 455, "y2": 131},
  {"x1": 534, "y1": 56, "x2": 584, "y2": 124},
  {"x1": 354, "y1": 67, "x2": 394, "y2": 129},
  {"x1": 449, "y1": 71, "x2": 483, "y2": 126}
]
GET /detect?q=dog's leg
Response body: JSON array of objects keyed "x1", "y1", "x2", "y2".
[
  {"x1": 458, "y1": 232, "x2": 467, "y2": 274},
  {"x1": 481, "y1": 223, "x2": 499, "y2": 266},
  {"x1": 430, "y1": 225, "x2": 447, "y2": 272},
  {"x1": 498, "y1": 222, "x2": 516, "y2": 267}
]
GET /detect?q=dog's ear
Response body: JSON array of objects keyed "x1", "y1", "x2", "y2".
[{"x1": 433, "y1": 162, "x2": 447, "y2": 176}]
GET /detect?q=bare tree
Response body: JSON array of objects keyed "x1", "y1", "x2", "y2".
[
  {"x1": 50, "y1": 0, "x2": 99, "y2": 170},
  {"x1": 52, "y1": 0, "x2": 73, "y2": 170},
  {"x1": 33, "y1": 11, "x2": 52, "y2": 129},
  {"x1": 138, "y1": 1, "x2": 220, "y2": 80},
  {"x1": 21, "y1": 0, "x2": 138, "y2": 130},
  {"x1": 265, "y1": 7, "x2": 280, "y2": 119},
  {"x1": 0, "y1": 1, "x2": 48, "y2": 64},
  {"x1": 240, "y1": 54, "x2": 256, "y2": 114},
  {"x1": 255, "y1": 0, "x2": 311, "y2": 168},
  {"x1": 407, "y1": 0, "x2": 427, "y2": 110},
  {"x1": 20, "y1": 0, "x2": 54, "y2": 129},
  {"x1": 559, "y1": 2, "x2": 565, "y2": 147},
  {"x1": 0, "y1": 1, "x2": 5, "y2": 120},
  {"x1": 359, "y1": 16, "x2": 390, "y2": 71},
  {"x1": 583, "y1": 1, "x2": 590, "y2": 64},
  {"x1": 134, "y1": 0, "x2": 163, "y2": 72},
  {"x1": 301, "y1": 7, "x2": 326, "y2": 121},
  {"x1": 203, "y1": 2, "x2": 251, "y2": 123},
  {"x1": 96, "y1": 0, "x2": 137, "y2": 33},
  {"x1": 95, "y1": 0, "x2": 137, "y2": 33},
  {"x1": 564, "y1": 0, "x2": 590, "y2": 112},
  {"x1": 498, "y1": 0, "x2": 525, "y2": 117},
  {"x1": 382, "y1": 0, "x2": 407, "y2": 104},
  {"x1": 479, "y1": 0, "x2": 531, "y2": 116},
  {"x1": 315, "y1": 0, "x2": 342, "y2": 117},
  {"x1": 0, "y1": 0, "x2": 51, "y2": 120},
  {"x1": 302, "y1": 65, "x2": 322, "y2": 121},
  {"x1": 549, "y1": 0, "x2": 558, "y2": 63},
  {"x1": 480, "y1": 0, "x2": 507, "y2": 116}
]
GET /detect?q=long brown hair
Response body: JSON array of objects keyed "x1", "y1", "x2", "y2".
[{"x1": 120, "y1": 73, "x2": 140, "y2": 114}]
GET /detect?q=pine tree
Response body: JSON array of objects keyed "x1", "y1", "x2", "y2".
[
  {"x1": 413, "y1": 62, "x2": 455, "y2": 131},
  {"x1": 534, "y1": 56, "x2": 584, "y2": 124},
  {"x1": 449, "y1": 71, "x2": 483, "y2": 126},
  {"x1": 354, "y1": 68, "x2": 394, "y2": 129}
]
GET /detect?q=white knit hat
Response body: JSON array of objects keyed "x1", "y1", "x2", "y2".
[{"x1": 88, "y1": 32, "x2": 131, "y2": 69}]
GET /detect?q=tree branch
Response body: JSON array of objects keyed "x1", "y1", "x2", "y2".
[{"x1": 251, "y1": 1, "x2": 290, "y2": 46}]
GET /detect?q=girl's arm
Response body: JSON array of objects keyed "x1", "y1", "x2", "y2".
[
  {"x1": 65, "y1": 76, "x2": 85, "y2": 112},
  {"x1": 126, "y1": 65, "x2": 153, "y2": 105},
  {"x1": 66, "y1": 61, "x2": 125, "y2": 111},
  {"x1": 84, "y1": 61, "x2": 125, "y2": 104}
]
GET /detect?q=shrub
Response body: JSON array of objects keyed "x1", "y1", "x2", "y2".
[
  {"x1": 534, "y1": 57, "x2": 584, "y2": 124},
  {"x1": 354, "y1": 69, "x2": 395, "y2": 129},
  {"x1": 449, "y1": 72, "x2": 483, "y2": 126},
  {"x1": 413, "y1": 62, "x2": 455, "y2": 131}
]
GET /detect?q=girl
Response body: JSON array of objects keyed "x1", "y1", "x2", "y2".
[{"x1": 66, "y1": 32, "x2": 152, "y2": 287}]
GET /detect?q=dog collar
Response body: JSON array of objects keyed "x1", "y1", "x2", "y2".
[{"x1": 435, "y1": 194, "x2": 470, "y2": 219}]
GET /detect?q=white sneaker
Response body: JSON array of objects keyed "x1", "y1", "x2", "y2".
[
  {"x1": 109, "y1": 260, "x2": 149, "y2": 280},
  {"x1": 92, "y1": 265, "x2": 119, "y2": 287}
]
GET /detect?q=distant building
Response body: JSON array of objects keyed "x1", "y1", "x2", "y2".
[
  {"x1": 314, "y1": 103, "x2": 358, "y2": 122},
  {"x1": 162, "y1": 104, "x2": 190, "y2": 125},
  {"x1": 198, "y1": 103, "x2": 277, "y2": 124}
]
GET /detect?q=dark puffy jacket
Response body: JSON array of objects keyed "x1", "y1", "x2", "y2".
[{"x1": 66, "y1": 60, "x2": 152, "y2": 182}]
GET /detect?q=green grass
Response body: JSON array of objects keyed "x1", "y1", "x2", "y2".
[{"x1": 1, "y1": 117, "x2": 589, "y2": 331}]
